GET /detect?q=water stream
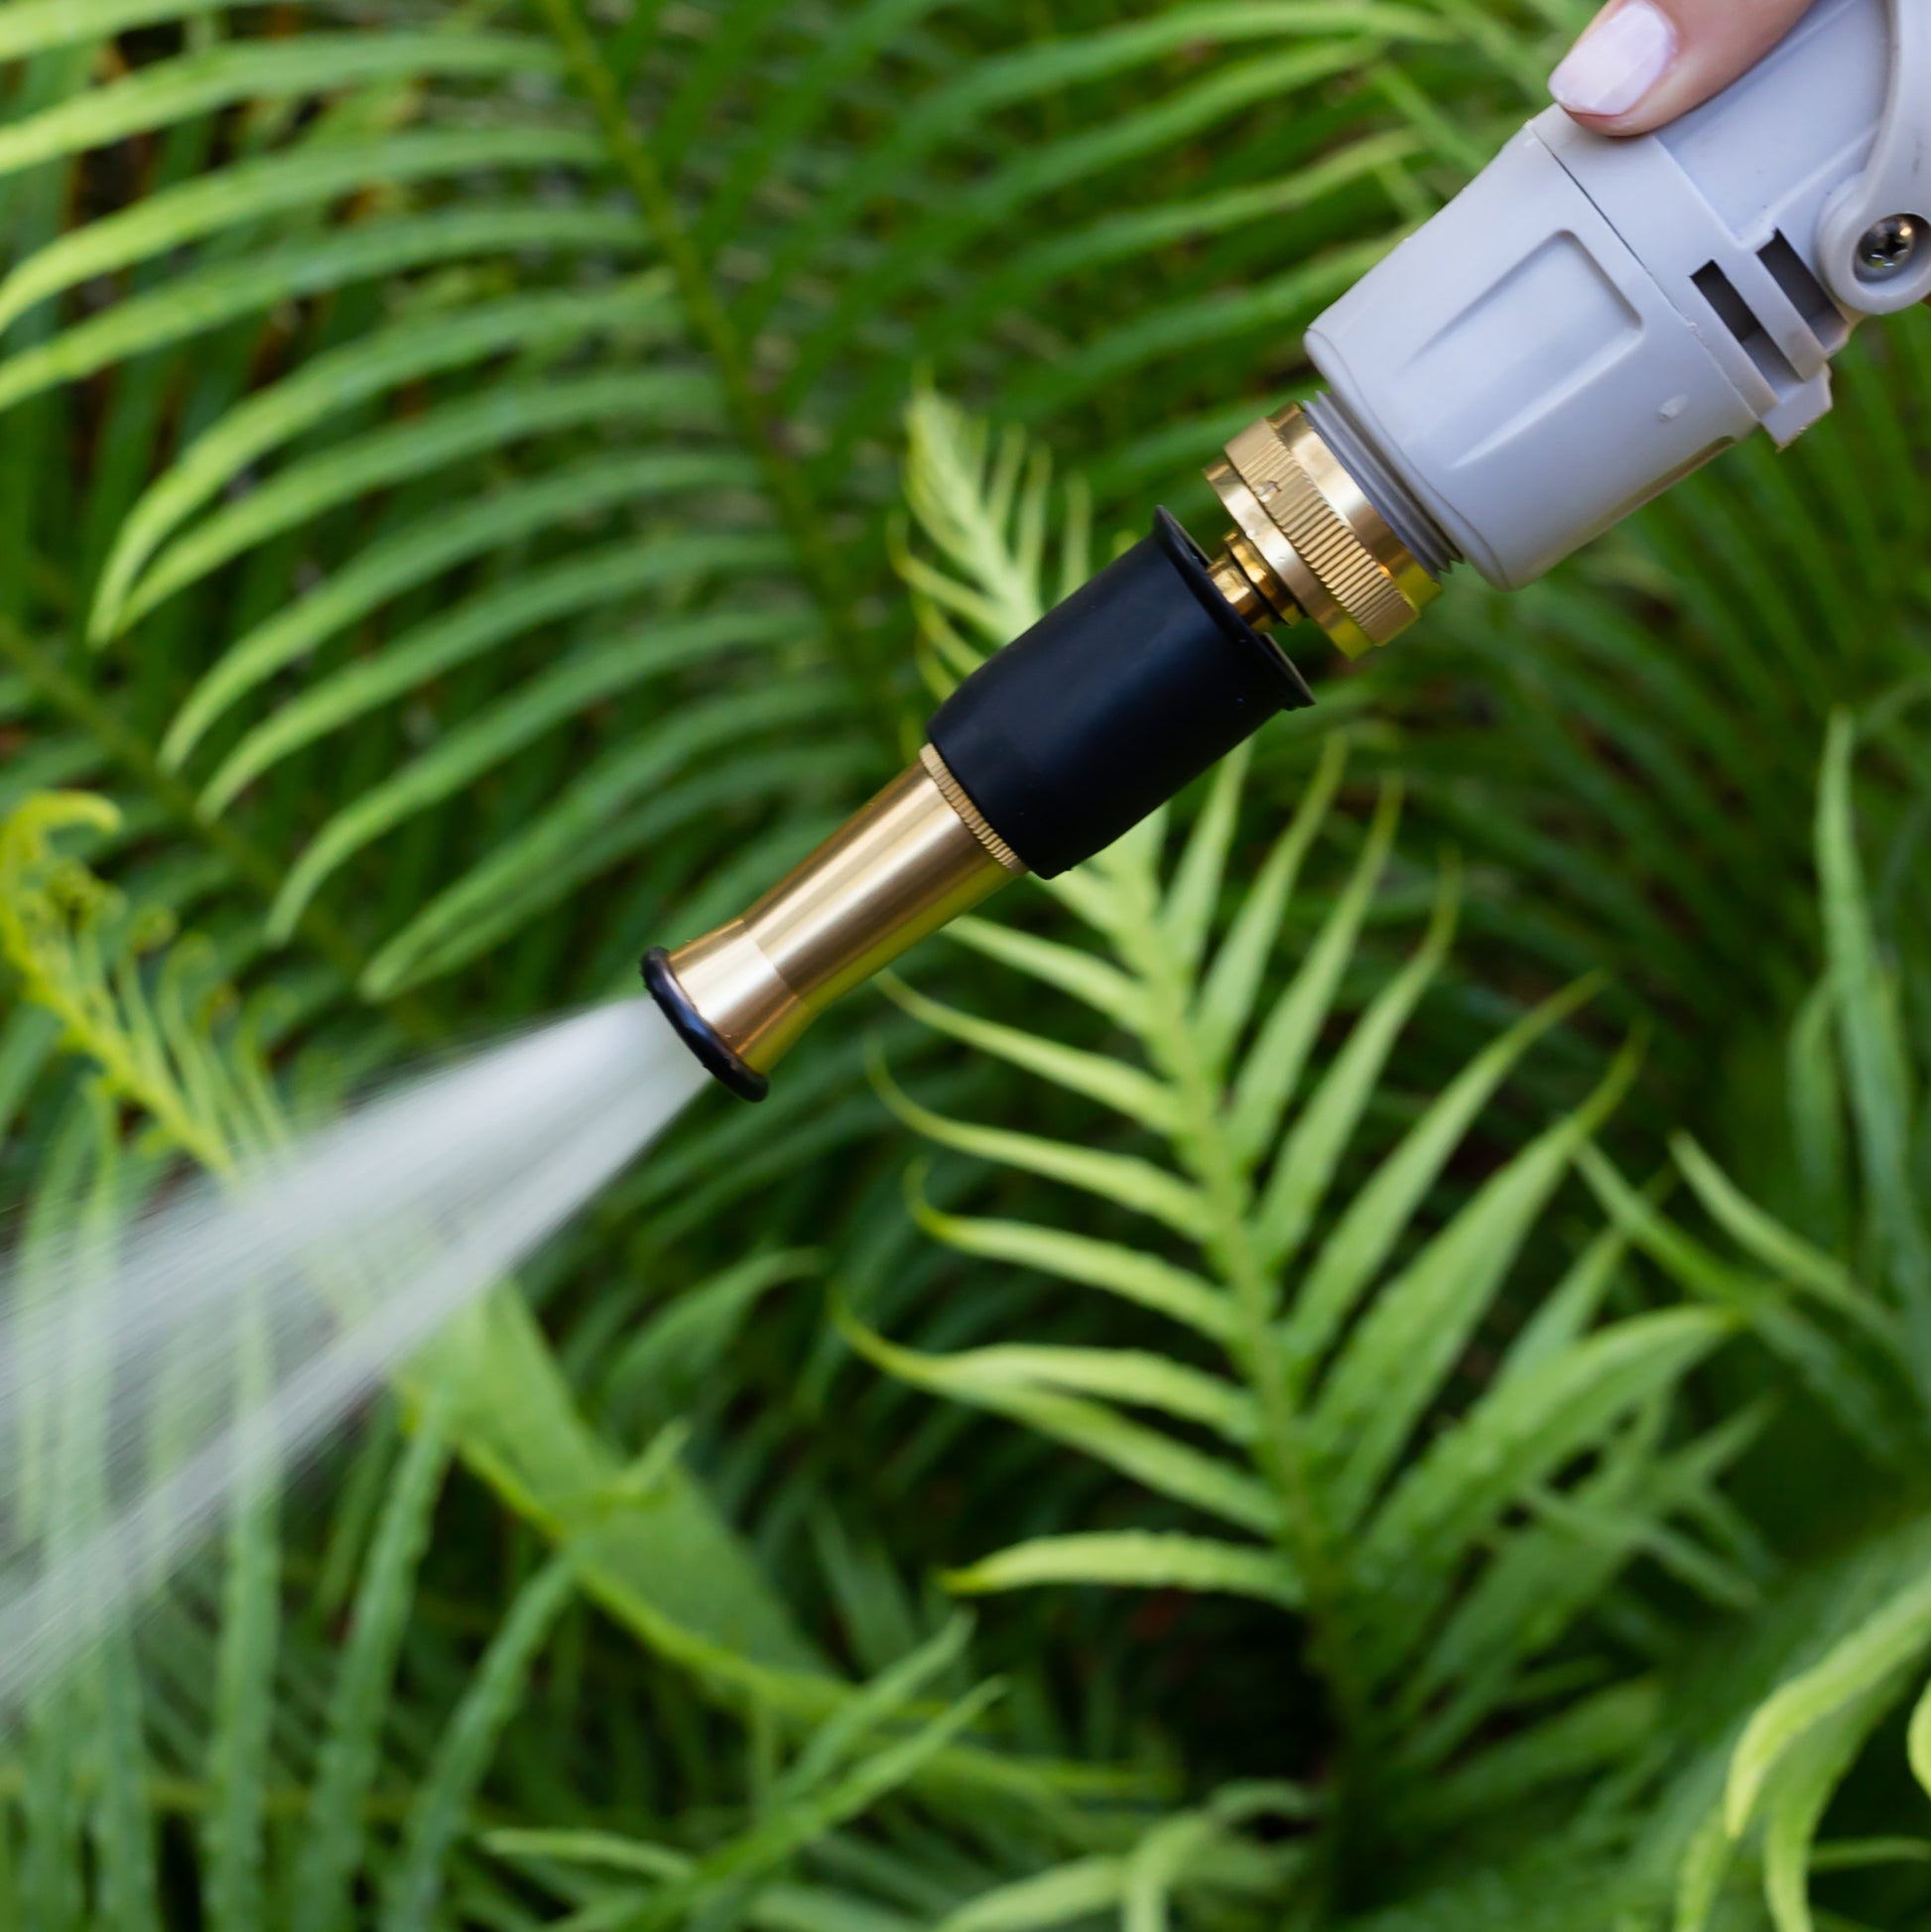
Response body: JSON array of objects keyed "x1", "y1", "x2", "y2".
[{"x1": 0, "y1": 996, "x2": 706, "y2": 1713}]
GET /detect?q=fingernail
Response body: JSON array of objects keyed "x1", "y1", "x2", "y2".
[{"x1": 1550, "y1": 0, "x2": 1677, "y2": 117}]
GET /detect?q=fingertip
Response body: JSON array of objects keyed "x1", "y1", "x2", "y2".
[
  {"x1": 1550, "y1": 0, "x2": 1820, "y2": 139},
  {"x1": 1548, "y1": 0, "x2": 1677, "y2": 124}
]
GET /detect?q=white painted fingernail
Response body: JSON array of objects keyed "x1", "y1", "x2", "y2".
[{"x1": 1550, "y1": 0, "x2": 1677, "y2": 117}]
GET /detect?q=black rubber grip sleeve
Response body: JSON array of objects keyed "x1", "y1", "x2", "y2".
[{"x1": 926, "y1": 509, "x2": 1313, "y2": 878}]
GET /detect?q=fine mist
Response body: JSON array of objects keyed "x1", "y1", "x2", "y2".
[{"x1": 0, "y1": 998, "x2": 706, "y2": 1717}]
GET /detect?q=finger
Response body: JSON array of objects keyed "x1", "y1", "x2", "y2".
[{"x1": 1550, "y1": 0, "x2": 1817, "y2": 137}]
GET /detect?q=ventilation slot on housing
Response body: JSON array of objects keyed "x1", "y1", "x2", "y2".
[
  {"x1": 1757, "y1": 231, "x2": 1851, "y2": 351},
  {"x1": 1692, "y1": 261, "x2": 1802, "y2": 394}
]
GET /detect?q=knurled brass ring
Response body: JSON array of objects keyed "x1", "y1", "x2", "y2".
[
  {"x1": 1207, "y1": 405, "x2": 1434, "y2": 658},
  {"x1": 921, "y1": 743, "x2": 1027, "y2": 876}
]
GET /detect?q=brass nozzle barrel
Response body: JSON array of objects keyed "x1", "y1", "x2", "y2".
[{"x1": 644, "y1": 746, "x2": 1024, "y2": 1100}]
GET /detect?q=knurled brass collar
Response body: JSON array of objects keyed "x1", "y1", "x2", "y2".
[
  {"x1": 920, "y1": 743, "x2": 1026, "y2": 876},
  {"x1": 1206, "y1": 404, "x2": 1437, "y2": 659}
]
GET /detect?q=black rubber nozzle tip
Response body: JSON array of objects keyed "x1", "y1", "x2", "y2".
[{"x1": 642, "y1": 947, "x2": 770, "y2": 1102}]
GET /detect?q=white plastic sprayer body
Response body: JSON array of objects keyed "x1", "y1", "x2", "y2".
[{"x1": 1305, "y1": 0, "x2": 1925, "y2": 590}]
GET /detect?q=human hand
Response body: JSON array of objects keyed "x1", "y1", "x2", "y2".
[{"x1": 1550, "y1": 0, "x2": 1815, "y2": 134}]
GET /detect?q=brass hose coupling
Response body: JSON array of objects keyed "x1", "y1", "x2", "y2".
[{"x1": 1203, "y1": 403, "x2": 1440, "y2": 658}]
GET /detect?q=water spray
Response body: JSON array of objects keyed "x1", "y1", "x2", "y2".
[{"x1": 649, "y1": 0, "x2": 1925, "y2": 1100}]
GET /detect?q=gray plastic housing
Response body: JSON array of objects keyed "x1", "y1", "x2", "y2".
[{"x1": 1303, "y1": 0, "x2": 1910, "y2": 591}]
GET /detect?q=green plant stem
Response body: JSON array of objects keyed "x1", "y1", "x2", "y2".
[
  {"x1": 0, "y1": 619, "x2": 448, "y2": 1048},
  {"x1": 1105, "y1": 866, "x2": 1375, "y2": 1848},
  {"x1": 530, "y1": 0, "x2": 895, "y2": 744}
]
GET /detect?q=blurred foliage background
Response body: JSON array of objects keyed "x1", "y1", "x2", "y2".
[{"x1": 3, "y1": 0, "x2": 1931, "y2": 1925}]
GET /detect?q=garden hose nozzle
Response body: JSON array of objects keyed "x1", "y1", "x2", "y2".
[
  {"x1": 651, "y1": 0, "x2": 1926, "y2": 1099},
  {"x1": 647, "y1": 511, "x2": 1310, "y2": 1098}
]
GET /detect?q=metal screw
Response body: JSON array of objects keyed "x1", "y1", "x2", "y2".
[{"x1": 1857, "y1": 213, "x2": 1924, "y2": 283}]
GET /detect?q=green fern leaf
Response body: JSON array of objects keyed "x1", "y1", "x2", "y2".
[
  {"x1": 880, "y1": 974, "x2": 1181, "y2": 1132},
  {"x1": 0, "y1": 126, "x2": 606, "y2": 338},
  {"x1": 0, "y1": 38, "x2": 562, "y2": 186},
  {"x1": 933, "y1": 1858, "x2": 1125, "y2": 1932},
  {"x1": 1194, "y1": 730, "x2": 1348, "y2": 1074},
  {"x1": 1312, "y1": 1037, "x2": 1642, "y2": 1531},
  {"x1": 1252, "y1": 861, "x2": 1458, "y2": 1268},
  {"x1": 945, "y1": 1532, "x2": 1300, "y2": 1609},
  {"x1": 1727, "y1": 1563, "x2": 1931, "y2": 1839},
  {"x1": 292, "y1": 1409, "x2": 451, "y2": 1932},
  {"x1": 837, "y1": 1308, "x2": 1278, "y2": 1534},
  {"x1": 89, "y1": 274, "x2": 677, "y2": 637},
  {"x1": 124, "y1": 370, "x2": 715, "y2": 635},
  {"x1": 378, "y1": 1558, "x2": 577, "y2": 1932},
  {"x1": 904, "y1": 1186, "x2": 1235, "y2": 1343},
  {"x1": 875, "y1": 1062, "x2": 1214, "y2": 1242},
  {"x1": 1282, "y1": 972, "x2": 1606, "y2": 1379},
  {"x1": 0, "y1": 206, "x2": 646, "y2": 419},
  {"x1": 165, "y1": 452, "x2": 742, "y2": 773}
]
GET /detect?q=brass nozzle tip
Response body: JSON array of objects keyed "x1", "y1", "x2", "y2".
[
  {"x1": 645, "y1": 748, "x2": 1022, "y2": 1097},
  {"x1": 642, "y1": 945, "x2": 769, "y2": 1101}
]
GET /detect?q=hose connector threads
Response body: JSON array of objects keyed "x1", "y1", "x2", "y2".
[{"x1": 1204, "y1": 402, "x2": 1442, "y2": 659}]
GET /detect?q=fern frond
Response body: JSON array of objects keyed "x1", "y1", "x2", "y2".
[
  {"x1": 1311, "y1": 1034, "x2": 1642, "y2": 1532},
  {"x1": 89, "y1": 273, "x2": 680, "y2": 637},
  {"x1": 0, "y1": 791, "x2": 239, "y2": 1173},
  {"x1": 1816, "y1": 712, "x2": 1931, "y2": 1382},
  {"x1": 878, "y1": 403, "x2": 1749, "y2": 1882},
  {"x1": 1283, "y1": 969, "x2": 1607, "y2": 1374}
]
